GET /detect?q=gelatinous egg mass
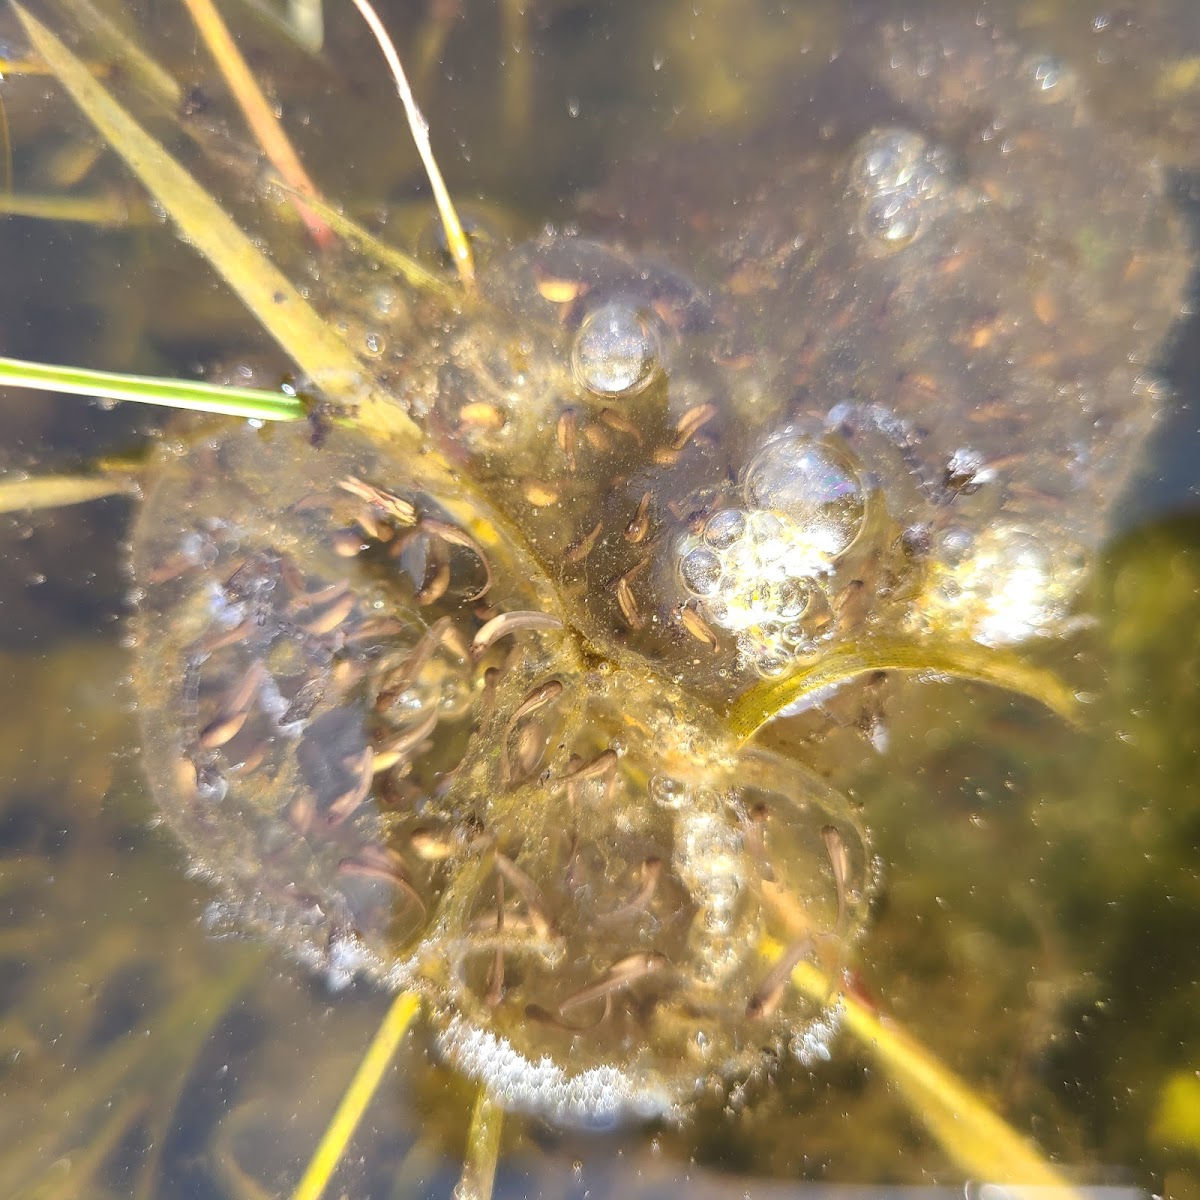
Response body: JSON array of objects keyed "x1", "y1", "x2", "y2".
[
  {"x1": 136, "y1": 423, "x2": 872, "y2": 1125},
  {"x1": 571, "y1": 300, "x2": 663, "y2": 397},
  {"x1": 129, "y1": 6, "x2": 1194, "y2": 1132}
]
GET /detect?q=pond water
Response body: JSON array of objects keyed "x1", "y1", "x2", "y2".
[{"x1": 2, "y1": 0, "x2": 1200, "y2": 1197}]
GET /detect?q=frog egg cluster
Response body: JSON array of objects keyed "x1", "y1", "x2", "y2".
[
  {"x1": 676, "y1": 434, "x2": 866, "y2": 675},
  {"x1": 848, "y1": 128, "x2": 953, "y2": 251}
]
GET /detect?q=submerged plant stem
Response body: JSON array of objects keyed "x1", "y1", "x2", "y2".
[
  {"x1": 45, "y1": 0, "x2": 181, "y2": 107},
  {"x1": 348, "y1": 0, "x2": 475, "y2": 290},
  {"x1": 0, "y1": 474, "x2": 135, "y2": 514},
  {"x1": 0, "y1": 354, "x2": 306, "y2": 421},
  {"x1": 765, "y1": 940, "x2": 1080, "y2": 1191},
  {"x1": 273, "y1": 182, "x2": 458, "y2": 301},
  {"x1": 726, "y1": 635, "x2": 1081, "y2": 741},
  {"x1": 290, "y1": 991, "x2": 421, "y2": 1200},
  {"x1": 2, "y1": 951, "x2": 258, "y2": 1195},
  {"x1": 456, "y1": 1088, "x2": 504, "y2": 1200},
  {"x1": 0, "y1": 190, "x2": 132, "y2": 224},
  {"x1": 179, "y1": 0, "x2": 333, "y2": 248}
]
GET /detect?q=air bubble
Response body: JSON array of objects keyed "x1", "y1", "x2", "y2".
[
  {"x1": 742, "y1": 508, "x2": 786, "y2": 544},
  {"x1": 944, "y1": 525, "x2": 976, "y2": 556},
  {"x1": 776, "y1": 578, "x2": 810, "y2": 619},
  {"x1": 571, "y1": 301, "x2": 662, "y2": 398},
  {"x1": 679, "y1": 545, "x2": 722, "y2": 597},
  {"x1": 649, "y1": 773, "x2": 689, "y2": 809},
  {"x1": 849, "y1": 129, "x2": 930, "y2": 195},
  {"x1": 862, "y1": 191, "x2": 924, "y2": 248},
  {"x1": 781, "y1": 621, "x2": 808, "y2": 647},
  {"x1": 743, "y1": 435, "x2": 865, "y2": 559},
  {"x1": 702, "y1": 507, "x2": 746, "y2": 550},
  {"x1": 752, "y1": 648, "x2": 792, "y2": 679},
  {"x1": 195, "y1": 763, "x2": 228, "y2": 804},
  {"x1": 945, "y1": 446, "x2": 996, "y2": 494}
]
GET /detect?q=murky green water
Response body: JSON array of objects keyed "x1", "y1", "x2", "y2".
[{"x1": 2, "y1": 1, "x2": 1200, "y2": 1196}]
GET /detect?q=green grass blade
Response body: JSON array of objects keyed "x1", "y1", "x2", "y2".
[
  {"x1": 13, "y1": 4, "x2": 373, "y2": 410},
  {"x1": 0, "y1": 354, "x2": 305, "y2": 421}
]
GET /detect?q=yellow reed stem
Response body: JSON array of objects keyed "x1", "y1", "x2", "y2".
[
  {"x1": 348, "y1": 0, "x2": 475, "y2": 290},
  {"x1": 500, "y1": 0, "x2": 531, "y2": 144},
  {"x1": 289, "y1": 991, "x2": 421, "y2": 1200},
  {"x1": 414, "y1": 0, "x2": 457, "y2": 90},
  {"x1": 456, "y1": 1088, "x2": 504, "y2": 1200},
  {"x1": 766, "y1": 938, "x2": 1082, "y2": 1194},
  {"x1": 179, "y1": 0, "x2": 333, "y2": 248},
  {"x1": 46, "y1": 0, "x2": 181, "y2": 105},
  {"x1": 0, "y1": 191, "x2": 133, "y2": 224},
  {"x1": 272, "y1": 180, "x2": 458, "y2": 301},
  {"x1": 726, "y1": 635, "x2": 1080, "y2": 742},
  {"x1": 14, "y1": 5, "x2": 371, "y2": 406}
]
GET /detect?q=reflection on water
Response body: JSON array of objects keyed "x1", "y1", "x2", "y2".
[{"x1": 1, "y1": 0, "x2": 1200, "y2": 1196}]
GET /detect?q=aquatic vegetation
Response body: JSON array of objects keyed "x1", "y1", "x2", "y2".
[{"x1": 0, "y1": 0, "x2": 1197, "y2": 1195}]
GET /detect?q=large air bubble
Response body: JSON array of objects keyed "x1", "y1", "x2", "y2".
[
  {"x1": 571, "y1": 300, "x2": 663, "y2": 398},
  {"x1": 742, "y1": 434, "x2": 866, "y2": 560}
]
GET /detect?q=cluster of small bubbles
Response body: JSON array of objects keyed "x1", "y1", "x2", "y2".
[
  {"x1": 436, "y1": 1015, "x2": 673, "y2": 1124},
  {"x1": 739, "y1": 638, "x2": 793, "y2": 680},
  {"x1": 673, "y1": 802, "x2": 747, "y2": 986},
  {"x1": 678, "y1": 811, "x2": 742, "y2": 924},
  {"x1": 790, "y1": 1006, "x2": 841, "y2": 1067},
  {"x1": 437, "y1": 668, "x2": 474, "y2": 718},
  {"x1": 571, "y1": 300, "x2": 663, "y2": 398},
  {"x1": 676, "y1": 435, "x2": 866, "y2": 672},
  {"x1": 371, "y1": 285, "x2": 399, "y2": 317},
  {"x1": 923, "y1": 525, "x2": 1068, "y2": 646},
  {"x1": 848, "y1": 128, "x2": 952, "y2": 251}
]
